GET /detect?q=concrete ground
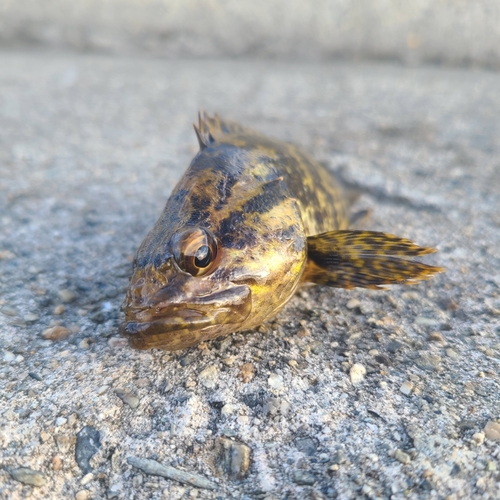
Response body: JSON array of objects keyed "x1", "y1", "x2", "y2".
[{"x1": 0, "y1": 51, "x2": 499, "y2": 499}]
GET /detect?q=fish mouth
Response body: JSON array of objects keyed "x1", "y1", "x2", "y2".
[{"x1": 119, "y1": 283, "x2": 252, "y2": 351}]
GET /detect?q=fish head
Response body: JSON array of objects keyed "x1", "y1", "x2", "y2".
[{"x1": 120, "y1": 226, "x2": 253, "y2": 350}]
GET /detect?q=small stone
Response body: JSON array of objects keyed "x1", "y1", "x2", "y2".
[
  {"x1": 428, "y1": 331, "x2": 445, "y2": 342},
  {"x1": 56, "y1": 417, "x2": 68, "y2": 426},
  {"x1": 238, "y1": 363, "x2": 255, "y2": 383},
  {"x1": 359, "y1": 303, "x2": 374, "y2": 315},
  {"x1": 296, "y1": 437, "x2": 317, "y2": 456},
  {"x1": 199, "y1": 365, "x2": 219, "y2": 389},
  {"x1": 331, "y1": 449, "x2": 348, "y2": 465},
  {"x1": 108, "y1": 337, "x2": 128, "y2": 348},
  {"x1": 472, "y1": 432, "x2": 485, "y2": 446},
  {"x1": 349, "y1": 363, "x2": 366, "y2": 385},
  {"x1": 97, "y1": 385, "x2": 108, "y2": 395},
  {"x1": 24, "y1": 313, "x2": 39, "y2": 322},
  {"x1": 75, "y1": 490, "x2": 90, "y2": 500},
  {"x1": 214, "y1": 437, "x2": 251, "y2": 480},
  {"x1": 107, "y1": 482, "x2": 123, "y2": 498},
  {"x1": 0, "y1": 250, "x2": 16, "y2": 260},
  {"x1": 219, "y1": 402, "x2": 235, "y2": 416},
  {"x1": 387, "y1": 340, "x2": 404, "y2": 353},
  {"x1": 29, "y1": 372, "x2": 43, "y2": 381},
  {"x1": 58, "y1": 289, "x2": 76, "y2": 303},
  {"x1": 394, "y1": 449, "x2": 411, "y2": 464},
  {"x1": 414, "y1": 316, "x2": 439, "y2": 327},
  {"x1": 268, "y1": 373, "x2": 284, "y2": 391},
  {"x1": 52, "y1": 455, "x2": 63, "y2": 471},
  {"x1": 42, "y1": 326, "x2": 71, "y2": 341},
  {"x1": 135, "y1": 377, "x2": 150, "y2": 388},
  {"x1": 76, "y1": 426, "x2": 101, "y2": 474},
  {"x1": 53, "y1": 304, "x2": 65, "y2": 315},
  {"x1": 486, "y1": 461, "x2": 497, "y2": 471},
  {"x1": 81, "y1": 473, "x2": 94, "y2": 485},
  {"x1": 415, "y1": 353, "x2": 442, "y2": 371},
  {"x1": 400, "y1": 381, "x2": 414, "y2": 396},
  {"x1": 79, "y1": 339, "x2": 90, "y2": 349},
  {"x1": 292, "y1": 470, "x2": 316, "y2": 485},
  {"x1": 222, "y1": 356, "x2": 235, "y2": 366},
  {"x1": 115, "y1": 389, "x2": 140, "y2": 409},
  {"x1": 55, "y1": 435, "x2": 75, "y2": 453},
  {"x1": 483, "y1": 421, "x2": 500, "y2": 441},
  {"x1": 40, "y1": 431, "x2": 51, "y2": 442},
  {"x1": 446, "y1": 348, "x2": 458, "y2": 358},
  {"x1": 3, "y1": 350, "x2": 15, "y2": 362},
  {"x1": 346, "y1": 299, "x2": 360, "y2": 310},
  {"x1": 10, "y1": 467, "x2": 46, "y2": 487}
]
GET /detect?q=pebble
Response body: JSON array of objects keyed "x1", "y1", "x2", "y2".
[
  {"x1": 268, "y1": 373, "x2": 284, "y2": 391},
  {"x1": 414, "y1": 316, "x2": 439, "y2": 327},
  {"x1": 400, "y1": 381, "x2": 414, "y2": 396},
  {"x1": 52, "y1": 455, "x2": 63, "y2": 471},
  {"x1": 387, "y1": 340, "x2": 404, "y2": 353},
  {"x1": 238, "y1": 363, "x2": 256, "y2": 383},
  {"x1": 0, "y1": 249, "x2": 16, "y2": 260},
  {"x1": 56, "y1": 417, "x2": 68, "y2": 426},
  {"x1": 415, "y1": 353, "x2": 442, "y2": 371},
  {"x1": 346, "y1": 298, "x2": 360, "y2": 310},
  {"x1": 3, "y1": 350, "x2": 16, "y2": 362},
  {"x1": 215, "y1": 437, "x2": 251, "y2": 480},
  {"x1": 76, "y1": 426, "x2": 101, "y2": 474},
  {"x1": 107, "y1": 482, "x2": 123, "y2": 498},
  {"x1": 53, "y1": 304, "x2": 65, "y2": 315},
  {"x1": 55, "y1": 435, "x2": 75, "y2": 453},
  {"x1": 42, "y1": 326, "x2": 71, "y2": 341},
  {"x1": 483, "y1": 421, "x2": 500, "y2": 441},
  {"x1": 349, "y1": 363, "x2": 366, "y2": 385},
  {"x1": 198, "y1": 365, "x2": 219, "y2": 389},
  {"x1": 472, "y1": 432, "x2": 485, "y2": 446},
  {"x1": 115, "y1": 389, "x2": 140, "y2": 409},
  {"x1": 135, "y1": 377, "x2": 150, "y2": 388},
  {"x1": 97, "y1": 385, "x2": 109, "y2": 395},
  {"x1": 58, "y1": 289, "x2": 76, "y2": 303},
  {"x1": 81, "y1": 473, "x2": 94, "y2": 485},
  {"x1": 428, "y1": 331, "x2": 445, "y2": 343},
  {"x1": 263, "y1": 397, "x2": 288, "y2": 417},
  {"x1": 128, "y1": 456, "x2": 217, "y2": 490},
  {"x1": 221, "y1": 404, "x2": 235, "y2": 417},
  {"x1": 292, "y1": 470, "x2": 316, "y2": 485},
  {"x1": 394, "y1": 449, "x2": 411, "y2": 464},
  {"x1": 9, "y1": 467, "x2": 47, "y2": 487},
  {"x1": 24, "y1": 313, "x2": 39, "y2": 322},
  {"x1": 446, "y1": 348, "x2": 458, "y2": 358},
  {"x1": 75, "y1": 490, "x2": 90, "y2": 500},
  {"x1": 79, "y1": 338, "x2": 91, "y2": 349},
  {"x1": 296, "y1": 437, "x2": 317, "y2": 456},
  {"x1": 108, "y1": 337, "x2": 128, "y2": 348}
]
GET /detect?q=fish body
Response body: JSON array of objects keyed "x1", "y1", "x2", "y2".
[{"x1": 120, "y1": 114, "x2": 442, "y2": 350}]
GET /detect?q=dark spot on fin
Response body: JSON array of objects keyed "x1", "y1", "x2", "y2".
[{"x1": 303, "y1": 230, "x2": 444, "y2": 289}]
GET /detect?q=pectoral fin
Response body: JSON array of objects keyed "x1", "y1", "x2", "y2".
[{"x1": 303, "y1": 230, "x2": 444, "y2": 289}]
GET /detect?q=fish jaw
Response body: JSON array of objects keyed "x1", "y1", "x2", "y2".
[{"x1": 119, "y1": 266, "x2": 252, "y2": 350}]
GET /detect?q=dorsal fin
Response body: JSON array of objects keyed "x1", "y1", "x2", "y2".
[{"x1": 193, "y1": 111, "x2": 216, "y2": 150}]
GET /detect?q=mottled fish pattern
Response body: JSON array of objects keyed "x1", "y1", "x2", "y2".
[{"x1": 120, "y1": 113, "x2": 443, "y2": 350}]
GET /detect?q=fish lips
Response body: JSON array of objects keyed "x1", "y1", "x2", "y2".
[{"x1": 119, "y1": 283, "x2": 252, "y2": 350}]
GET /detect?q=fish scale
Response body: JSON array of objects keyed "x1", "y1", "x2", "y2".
[{"x1": 120, "y1": 112, "x2": 443, "y2": 351}]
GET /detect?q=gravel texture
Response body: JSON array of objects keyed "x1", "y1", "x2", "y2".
[{"x1": 0, "y1": 51, "x2": 499, "y2": 499}]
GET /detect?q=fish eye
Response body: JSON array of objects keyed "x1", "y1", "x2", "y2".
[{"x1": 172, "y1": 227, "x2": 218, "y2": 277}]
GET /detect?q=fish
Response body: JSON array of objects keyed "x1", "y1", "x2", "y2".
[{"x1": 119, "y1": 112, "x2": 443, "y2": 351}]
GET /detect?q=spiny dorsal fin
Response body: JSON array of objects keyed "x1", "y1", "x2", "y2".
[
  {"x1": 193, "y1": 111, "x2": 216, "y2": 150},
  {"x1": 303, "y1": 230, "x2": 444, "y2": 290}
]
